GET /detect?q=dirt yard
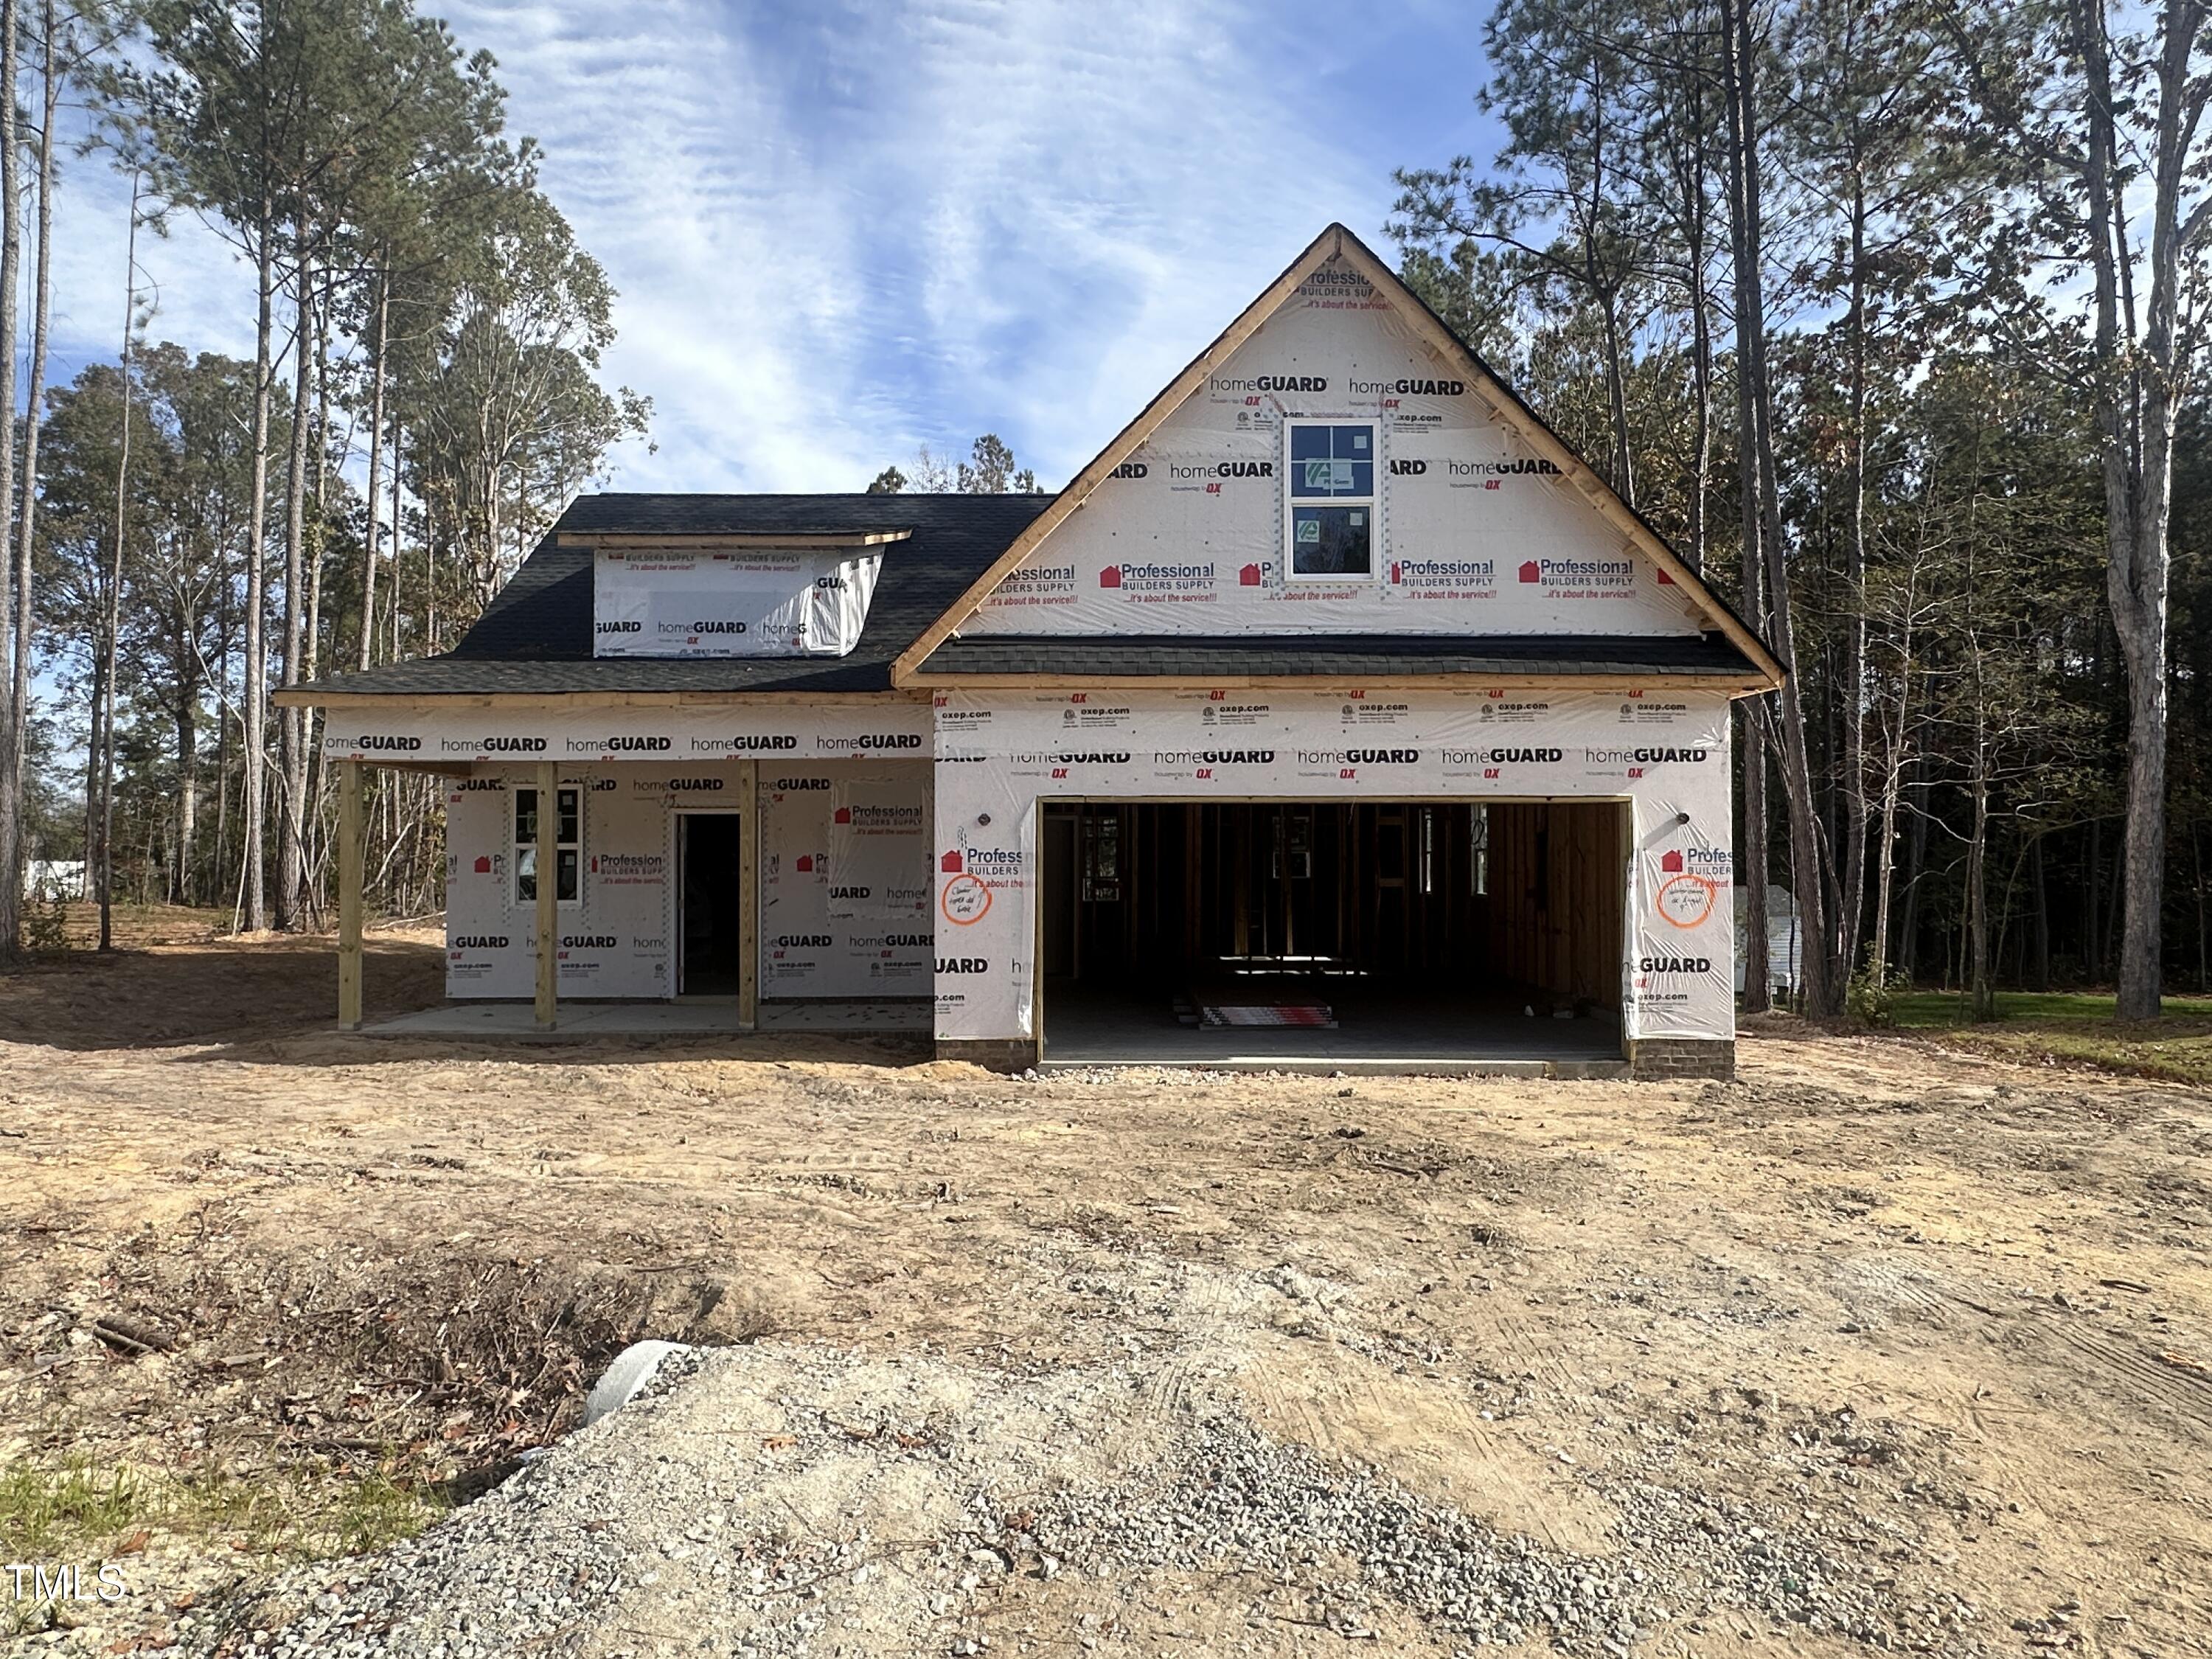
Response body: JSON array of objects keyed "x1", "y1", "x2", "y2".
[{"x1": 1, "y1": 919, "x2": 2208, "y2": 1656}]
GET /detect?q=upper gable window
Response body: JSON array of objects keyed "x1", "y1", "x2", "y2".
[{"x1": 1286, "y1": 422, "x2": 1375, "y2": 579}]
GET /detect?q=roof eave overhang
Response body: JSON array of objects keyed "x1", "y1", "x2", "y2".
[
  {"x1": 276, "y1": 686, "x2": 930, "y2": 710},
  {"x1": 556, "y1": 529, "x2": 914, "y2": 550},
  {"x1": 900, "y1": 670, "x2": 1775, "y2": 696}
]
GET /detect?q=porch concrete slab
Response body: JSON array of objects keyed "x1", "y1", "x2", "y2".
[
  {"x1": 758, "y1": 1000, "x2": 930, "y2": 1033},
  {"x1": 362, "y1": 999, "x2": 927, "y2": 1040}
]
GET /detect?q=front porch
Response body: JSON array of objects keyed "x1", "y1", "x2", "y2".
[{"x1": 361, "y1": 998, "x2": 931, "y2": 1041}]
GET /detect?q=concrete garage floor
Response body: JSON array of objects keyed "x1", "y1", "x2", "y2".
[
  {"x1": 1040, "y1": 980, "x2": 1627, "y2": 1077},
  {"x1": 364, "y1": 998, "x2": 931, "y2": 1040}
]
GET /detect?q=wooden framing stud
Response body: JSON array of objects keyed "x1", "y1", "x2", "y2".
[
  {"x1": 337, "y1": 759, "x2": 364, "y2": 1031},
  {"x1": 737, "y1": 760, "x2": 759, "y2": 1032},
  {"x1": 535, "y1": 759, "x2": 559, "y2": 1031}
]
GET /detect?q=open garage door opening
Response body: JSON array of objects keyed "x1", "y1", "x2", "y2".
[{"x1": 1038, "y1": 800, "x2": 1628, "y2": 1072}]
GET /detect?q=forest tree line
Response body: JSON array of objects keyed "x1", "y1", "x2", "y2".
[
  {"x1": 1390, "y1": 0, "x2": 2208, "y2": 1018},
  {"x1": 0, "y1": 0, "x2": 2207, "y2": 1026},
  {"x1": 0, "y1": 0, "x2": 647, "y2": 950}
]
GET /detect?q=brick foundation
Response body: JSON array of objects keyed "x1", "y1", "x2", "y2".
[
  {"x1": 1627, "y1": 1038, "x2": 1736, "y2": 1081},
  {"x1": 935, "y1": 1038, "x2": 1040, "y2": 1073}
]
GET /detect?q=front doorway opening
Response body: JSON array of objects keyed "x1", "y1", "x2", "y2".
[
  {"x1": 1039, "y1": 799, "x2": 1628, "y2": 1068},
  {"x1": 678, "y1": 813, "x2": 745, "y2": 997}
]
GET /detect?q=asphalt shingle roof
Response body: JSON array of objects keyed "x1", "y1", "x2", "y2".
[{"x1": 297, "y1": 491, "x2": 1762, "y2": 698}]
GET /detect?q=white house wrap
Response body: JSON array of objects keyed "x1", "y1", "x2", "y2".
[
  {"x1": 928, "y1": 689, "x2": 1736, "y2": 1046},
  {"x1": 291, "y1": 223, "x2": 1780, "y2": 1077}
]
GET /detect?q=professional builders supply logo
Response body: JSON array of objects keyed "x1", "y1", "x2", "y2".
[
  {"x1": 1097, "y1": 560, "x2": 1217, "y2": 602},
  {"x1": 591, "y1": 852, "x2": 666, "y2": 886},
  {"x1": 1517, "y1": 557, "x2": 1636, "y2": 597},
  {"x1": 981, "y1": 561, "x2": 1079, "y2": 610},
  {"x1": 1295, "y1": 265, "x2": 1384, "y2": 309},
  {"x1": 1655, "y1": 842, "x2": 1731, "y2": 928},
  {"x1": 1388, "y1": 557, "x2": 1497, "y2": 599},
  {"x1": 834, "y1": 801, "x2": 927, "y2": 835},
  {"x1": 939, "y1": 840, "x2": 1025, "y2": 926}
]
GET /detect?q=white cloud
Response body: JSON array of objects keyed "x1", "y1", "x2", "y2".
[
  {"x1": 35, "y1": 1, "x2": 1492, "y2": 498},
  {"x1": 447, "y1": 0, "x2": 1401, "y2": 493}
]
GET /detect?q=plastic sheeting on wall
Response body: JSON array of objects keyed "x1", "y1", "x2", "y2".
[
  {"x1": 593, "y1": 548, "x2": 881, "y2": 658},
  {"x1": 931, "y1": 688, "x2": 1736, "y2": 1045},
  {"x1": 961, "y1": 257, "x2": 1709, "y2": 641},
  {"x1": 442, "y1": 769, "x2": 687, "y2": 999},
  {"x1": 438, "y1": 759, "x2": 933, "y2": 1002},
  {"x1": 758, "y1": 762, "x2": 933, "y2": 998}
]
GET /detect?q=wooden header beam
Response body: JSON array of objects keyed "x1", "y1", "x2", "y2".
[
  {"x1": 899, "y1": 671, "x2": 1774, "y2": 697},
  {"x1": 273, "y1": 687, "x2": 931, "y2": 711},
  {"x1": 558, "y1": 530, "x2": 914, "y2": 550}
]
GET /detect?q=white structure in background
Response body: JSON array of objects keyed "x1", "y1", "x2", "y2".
[
  {"x1": 26, "y1": 860, "x2": 85, "y2": 901},
  {"x1": 1733, "y1": 884, "x2": 1802, "y2": 997}
]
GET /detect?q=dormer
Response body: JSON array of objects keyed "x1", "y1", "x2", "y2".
[{"x1": 574, "y1": 529, "x2": 913, "y2": 658}]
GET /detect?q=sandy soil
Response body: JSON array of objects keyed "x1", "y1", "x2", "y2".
[{"x1": 1, "y1": 921, "x2": 2208, "y2": 1655}]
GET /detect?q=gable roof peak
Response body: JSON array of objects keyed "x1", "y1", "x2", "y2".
[{"x1": 890, "y1": 223, "x2": 1781, "y2": 688}]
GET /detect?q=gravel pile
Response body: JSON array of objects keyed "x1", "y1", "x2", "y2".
[{"x1": 145, "y1": 1262, "x2": 1986, "y2": 1658}]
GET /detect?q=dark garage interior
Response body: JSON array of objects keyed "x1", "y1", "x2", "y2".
[{"x1": 1037, "y1": 799, "x2": 1629, "y2": 1068}]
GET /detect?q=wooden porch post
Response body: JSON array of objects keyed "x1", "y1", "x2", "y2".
[
  {"x1": 337, "y1": 759, "x2": 364, "y2": 1030},
  {"x1": 535, "y1": 759, "x2": 558, "y2": 1030}
]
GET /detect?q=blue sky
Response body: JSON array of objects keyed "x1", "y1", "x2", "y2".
[{"x1": 41, "y1": 0, "x2": 1503, "y2": 495}]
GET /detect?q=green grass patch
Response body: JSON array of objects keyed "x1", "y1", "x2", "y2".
[
  {"x1": 0, "y1": 1458, "x2": 153, "y2": 1558},
  {"x1": 1882, "y1": 990, "x2": 2212, "y2": 1085},
  {"x1": 1888, "y1": 990, "x2": 2212, "y2": 1027},
  {"x1": 0, "y1": 1455, "x2": 444, "y2": 1632}
]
